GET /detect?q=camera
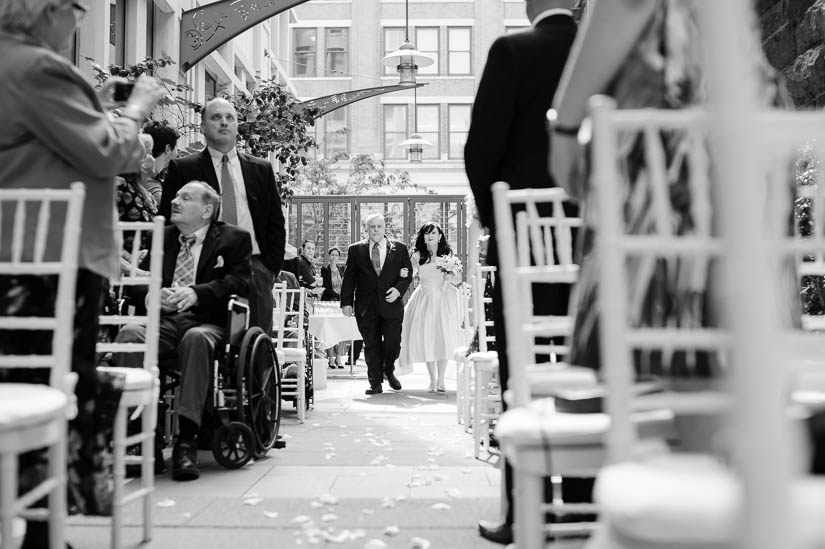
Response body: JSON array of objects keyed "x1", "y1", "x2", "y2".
[{"x1": 113, "y1": 81, "x2": 135, "y2": 102}]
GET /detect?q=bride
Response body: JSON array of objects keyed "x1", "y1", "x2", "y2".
[{"x1": 399, "y1": 222, "x2": 462, "y2": 393}]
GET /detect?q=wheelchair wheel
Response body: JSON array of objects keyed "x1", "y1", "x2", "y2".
[
  {"x1": 211, "y1": 421, "x2": 255, "y2": 469},
  {"x1": 237, "y1": 327, "x2": 282, "y2": 459}
]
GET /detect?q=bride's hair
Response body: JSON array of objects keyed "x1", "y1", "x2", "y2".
[{"x1": 413, "y1": 222, "x2": 452, "y2": 265}]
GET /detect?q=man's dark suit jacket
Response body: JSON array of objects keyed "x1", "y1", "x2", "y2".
[
  {"x1": 159, "y1": 149, "x2": 285, "y2": 275},
  {"x1": 340, "y1": 239, "x2": 413, "y2": 320},
  {"x1": 291, "y1": 255, "x2": 318, "y2": 289},
  {"x1": 158, "y1": 222, "x2": 252, "y2": 326},
  {"x1": 464, "y1": 14, "x2": 578, "y2": 265}
]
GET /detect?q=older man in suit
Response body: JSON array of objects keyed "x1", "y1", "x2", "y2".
[
  {"x1": 159, "y1": 97, "x2": 284, "y2": 334},
  {"x1": 117, "y1": 181, "x2": 252, "y2": 481},
  {"x1": 464, "y1": 0, "x2": 585, "y2": 544},
  {"x1": 340, "y1": 213, "x2": 413, "y2": 394}
]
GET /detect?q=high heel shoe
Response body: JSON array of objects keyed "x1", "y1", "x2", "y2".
[{"x1": 436, "y1": 385, "x2": 446, "y2": 394}]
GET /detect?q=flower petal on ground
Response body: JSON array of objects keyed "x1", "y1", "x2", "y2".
[
  {"x1": 410, "y1": 537, "x2": 432, "y2": 548},
  {"x1": 384, "y1": 525, "x2": 400, "y2": 536},
  {"x1": 431, "y1": 503, "x2": 450, "y2": 510},
  {"x1": 263, "y1": 511, "x2": 280, "y2": 519},
  {"x1": 156, "y1": 498, "x2": 175, "y2": 508},
  {"x1": 364, "y1": 539, "x2": 388, "y2": 549},
  {"x1": 243, "y1": 497, "x2": 264, "y2": 506}
]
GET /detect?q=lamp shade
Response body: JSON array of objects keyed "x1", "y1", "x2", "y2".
[
  {"x1": 382, "y1": 40, "x2": 434, "y2": 85},
  {"x1": 399, "y1": 133, "x2": 432, "y2": 163}
]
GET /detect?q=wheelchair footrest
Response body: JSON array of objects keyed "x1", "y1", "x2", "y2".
[{"x1": 273, "y1": 436, "x2": 287, "y2": 449}]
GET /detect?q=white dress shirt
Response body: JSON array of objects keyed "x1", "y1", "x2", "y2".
[{"x1": 207, "y1": 146, "x2": 260, "y2": 255}]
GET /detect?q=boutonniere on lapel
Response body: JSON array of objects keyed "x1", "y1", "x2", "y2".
[{"x1": 214, "y1": 255, "x2": 224, "y2": 269}]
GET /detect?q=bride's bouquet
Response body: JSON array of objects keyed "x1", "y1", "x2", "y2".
[{"x1": 434, "y1": 254, "x2": 463, "y2": 278}]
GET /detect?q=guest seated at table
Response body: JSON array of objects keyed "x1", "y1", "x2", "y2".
[
  {"x1": 115, "y1": 181, "x2": 252, "y2": 481},
  {"x1": 321, "y1": 247, "x2": 346, "y2": 368}
]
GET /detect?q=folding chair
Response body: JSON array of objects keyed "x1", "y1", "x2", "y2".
[
  {"x1": 0, "y1": 183, "x2": 85, "y2": 549},
  {"x1": 96, "y1": 218, "x2": 164, "y2": 549},
  {"x1": 272, "y1": 283, "x2": 308, "y2": 423}
]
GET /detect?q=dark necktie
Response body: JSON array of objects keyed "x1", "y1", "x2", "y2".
[
  {"x1": 371, "y1": 242, "x2": 381, "y2": 275},
  {"x1": 220, "y1": 154, "x2": 237, "y2": 225},
  {"x1": 173, "y1": 234, "x2": 197, "y2": 287}
]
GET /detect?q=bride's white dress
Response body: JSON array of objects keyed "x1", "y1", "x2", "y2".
[{"x1": 399, "y1": 261, "x2": 462, "y2": 371}]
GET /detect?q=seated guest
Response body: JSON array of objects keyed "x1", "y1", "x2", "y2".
[
  {"x1": 321, "y1": 247, "x2": 346, "y2": 368},
  {"x1": 292, "y1": 240, "x2": 325, "y2": 298},
  {"x1": 115, "y1": 180, "x2": 252, "y2": 481},
  {"x1": 141, "y1": 120, "x2": 179, "y2": 203}
]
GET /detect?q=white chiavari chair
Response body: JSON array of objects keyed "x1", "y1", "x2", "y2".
[
  {"x1": 0, "y1": 183, "x2": 85, "y2": 549},
  {"x1": 455, "y1": 202, "x2": 483, "y2": 425},
  {"x1": 493, "y1": 182, "x2": 668, "y2": 548},
  {"x1": 584, "y1": 90, "x2": 825, "y2": 549},
  {"x1": 272, "y1": 283, "x2": 308, "y2": 423},
  {"x1": 96, "y1": 217, "x2": 163, "y2": 549}
]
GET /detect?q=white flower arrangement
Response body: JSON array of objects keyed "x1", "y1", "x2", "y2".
[{"x1": 434, "y1": 254, "x2": 463, "y2": 278}]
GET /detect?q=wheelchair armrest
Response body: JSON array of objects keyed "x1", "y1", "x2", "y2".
[{"x1": 226, "y1": 295, "x2": 251, "y2": 347}]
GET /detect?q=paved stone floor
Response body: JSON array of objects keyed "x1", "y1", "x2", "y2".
[{"x1": 66, "y1": 363, "x2": 516, "y2": 548}]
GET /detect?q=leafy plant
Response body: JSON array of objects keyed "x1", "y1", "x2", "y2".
[
  {"x1": 83, "y1": 54, "x2": 204, "y2": 153},
  {"x1": 231, "y1": 78, "x2": 319, "y2": 202},
  {"x1": 292, "y1": 152, "x2": 427, "y2": 195}
]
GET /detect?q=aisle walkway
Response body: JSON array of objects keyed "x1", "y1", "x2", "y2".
[{"x1": 67, "y1": 364, "x2": 506, "y2": 548}]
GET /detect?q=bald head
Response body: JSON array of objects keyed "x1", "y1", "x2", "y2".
[
  {"x1": 201, "y1": 97, "x2": 238, "y2": 153},
  {"x1": 525, "y1": 0, "x2": 576, "y2": 23}
]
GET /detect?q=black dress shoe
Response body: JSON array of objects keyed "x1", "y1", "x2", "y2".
[
  {"x1": 384, "y1": 372, "x2": 402, "y2": 391},
  {"x1": 172, "y1": 441, "x2": 200, "y2": 481},
  {"x1": 365, "y1": 386, "x2": 383, "y2": 395},
  {"x1": 126, "y1": 443, "x2": 166, "y2": 477},
  {"x1": 478, "y1": 519, "x2": 513, "y2": 545}
]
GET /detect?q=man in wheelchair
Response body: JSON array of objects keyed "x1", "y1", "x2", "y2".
[{"x1": 116, "y1": 181, "x2": 252, "y2": 481}]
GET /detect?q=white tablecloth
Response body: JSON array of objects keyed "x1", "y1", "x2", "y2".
[{"x1": 308, "y1": 314, "x2": 362, "y2": 346}]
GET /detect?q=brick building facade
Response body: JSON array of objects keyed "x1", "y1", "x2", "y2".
[{"x1": 759, "y1": 0, "x2": 825, "y2": 106}]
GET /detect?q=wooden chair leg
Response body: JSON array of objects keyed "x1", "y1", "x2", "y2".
[
  {"x1": 111, "y1": 405, "x2": 127, "y2": 549},
  {"x1": 48, "y1": 424, "x2": 67, "y2": 549},
  {"x1": 1, "y1": 452, "x2": 17, "y2": 549},
  {"x1": 514, "y1": 465, "x2": 543, "y2": 549}
]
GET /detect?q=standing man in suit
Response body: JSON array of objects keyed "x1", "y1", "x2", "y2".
[
  {"x1": 116, "y1": 181, "x2": 252, "y2": 481},
  {"x1": 159, "y1": 97, "x2": 284, "y2": 334},
  {"x1": 464, "y1": 0, "x2": 583, "y2": 544},
  {"x1": 340, "y1": 213, "x2": 413, "y2": 395}
]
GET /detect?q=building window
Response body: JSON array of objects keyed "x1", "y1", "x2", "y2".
[
  {"x1": 109, "y1": 0, "x2": 126, "y2": 67},
  {"x1": 448, "y1": 104, "x2": 471, "y2": 159},
  {"x1": 325, "y1": 107, "x2": 349, "y2": 157},
  {"x1": 383, "y1": 27, "x2": 406, "y2": 76},
  {"x1": 415, "y1": 27, "x2": 438, "y2": 75},
  {"x1": 416, "y1": 104, "x2": 439, "y2": 160},
  {"x1": 293, "y1": 28, "x2": 317, "y2": 76},
  {"x1": 145, "y1": 1, "x2": 155, "y2": 59},
  {"x1": 325, "y1": 28, "x2": 349, "y2": 76},
  {"x1": 383, "y1": 104, "x2": 408, "y2": 160},
  {"x1": 205, "y1": 71, "x2": 217, "y2": 100},
  {"x1": 447, "y1": 27, "x2": 471, "y2": 75}
]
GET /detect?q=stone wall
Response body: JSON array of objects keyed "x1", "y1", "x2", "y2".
[{"x1": 758, "y1": 0, "x2": 825, "y2": 107}]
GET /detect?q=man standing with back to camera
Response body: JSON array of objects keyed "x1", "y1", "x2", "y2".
[
  {"x1": 464, "y1": 0, "x2": 587, "y2": 544},
  {"x1": 160, "y1": 97, "x2": 285, "y2": 335}
]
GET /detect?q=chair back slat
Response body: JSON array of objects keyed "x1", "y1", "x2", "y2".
[
  {"x1": 272, "y1": 283, "x2": 307, "y2": 350},
  {"x1": 33, "y1": 199, "x2": 51, "y2": 262},
  {"x1": 471, "y1": 263, "x2": 496, "y2": 353}
]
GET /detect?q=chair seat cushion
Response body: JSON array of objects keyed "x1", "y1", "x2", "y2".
[
  {"x1": 0, "y1": 384, "x2": 67, "y2": 431},
  {"x1": 279, "y1": 348, "x2": 306, "y2": 362},
  {"x1": 97, "y1": 366, "x2": 155, "y2": 391},
  {"x1": 496, "y1": 397, "x2": 675, "y2": 447},
  {"x1": 595, "y1": 455, "x2": 825, "y2": 545},
  {"x1": 527, "y1": 364, "x2": 599, "y2": 396},
  {"x1": 468, "y1": 350, "x2": 498, "y2": 362}
]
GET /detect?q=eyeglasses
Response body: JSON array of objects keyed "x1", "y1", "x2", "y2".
[{"x1": 71, "y1": 2, "x2": 89, "y2": 20}]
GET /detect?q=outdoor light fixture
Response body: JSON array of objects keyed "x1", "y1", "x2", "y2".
[
  {"x1": 381, "y1": 0, "x2": 434, "y2": 86},
  {"x1": 400, "y1": 86, "x2": 431, "y2": 163}
]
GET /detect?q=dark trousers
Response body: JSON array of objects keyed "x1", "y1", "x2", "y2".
[
  {"x1": 249, "y1": 256, "x2": 274, "y2": 335},
  {"x1": 116, "y1": 313, "x2": 224, "y2": 428},
  {"x1": 492, "y1": 267, "x2": 592, "y2": 525},
  {"x1": 355, "y1": 314, "x2": 402, "y2": 388}
]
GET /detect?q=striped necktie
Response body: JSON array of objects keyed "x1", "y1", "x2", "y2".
[
  {"x1": 220, "y1": 154, "x2": 238, "y2": 225},
  {"x1": 172, "y1": 234, "x2": 196, "y2": 287}
]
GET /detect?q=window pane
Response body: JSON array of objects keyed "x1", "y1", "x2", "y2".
[
  {"x1": 328, "y1": 203, "x2": 353, "y2": 264},
  {"x1": 109, "y1": 0, "x2": 125, "y2": 67},
  {"x1": 325, "y1": 107, "x2": 349, "y2": 157},
  {"x1": 416, "y1": 28, "x2": 438, "y2": 75},
  {"x1": 383, "y1": 27, "x2": 406, "y2": 75},
  {"x1": 448, "y1": 104, "x2": 471, "y2": 159},
  {"x1": 384, "y1": 105, "x2": 408, "y2": 160},
  {"x1": 325, "y1": 28, "x2": 349, "y2": 76},
  {"x1": 293, "y1": 28, "x2": 317, "y2": 76},
  {"x1": 448, "y1": 27, "x2": 471, "y2": 75},
  {"x1": 416, "y1": 105, "x2": 439, "y2": 160}
]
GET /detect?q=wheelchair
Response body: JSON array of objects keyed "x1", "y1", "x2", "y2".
[{"x1": 159, "y1": 296, "x2": 284, "y2": 470}]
